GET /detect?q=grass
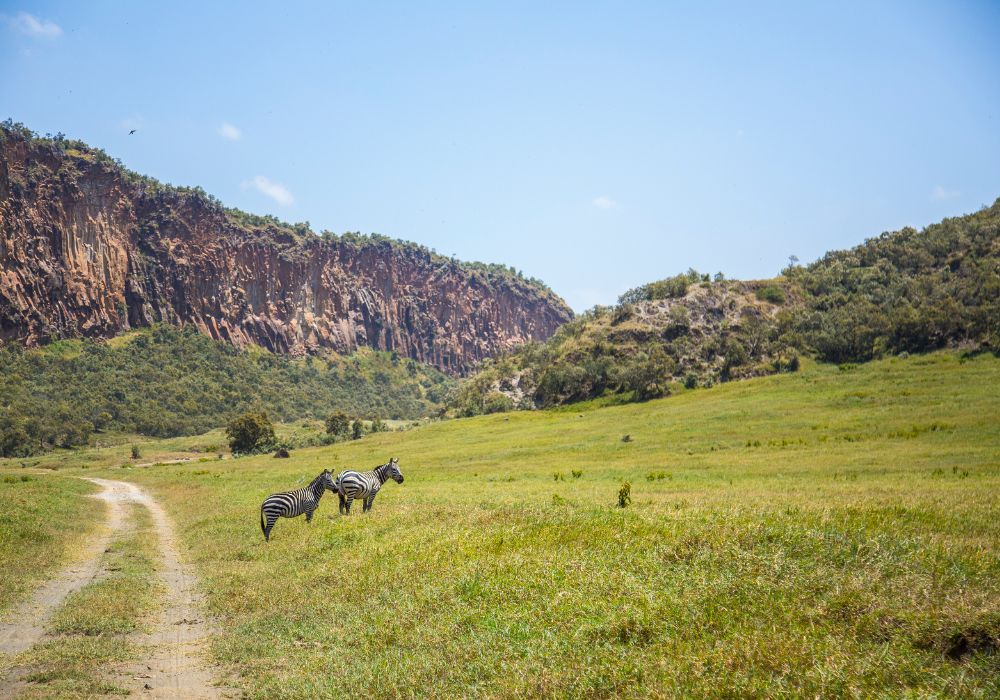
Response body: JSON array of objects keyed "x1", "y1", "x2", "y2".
[
  {"x1": 0, "y1": 476, "x2": 102, "y2": 616},
  {"x1": 10, "y1": 350, "x2": 1000, "y2": 697},
  {"x1": 10, "y1": 502, "x2": 163, "y2": 699}
]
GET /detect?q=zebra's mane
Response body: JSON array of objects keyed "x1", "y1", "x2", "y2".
[{"x1": 307, "y1": 471, "x2": 327, "y2": 490}]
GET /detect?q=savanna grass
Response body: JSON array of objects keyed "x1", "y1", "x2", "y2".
[
  {"x1": 0, "y1": 475, "x2": 102, "y2": 616},
  {"x1": 36, "y1": 352, "x2": 1000, "y2": 697}
]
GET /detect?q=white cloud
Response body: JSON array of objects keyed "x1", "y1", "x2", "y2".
[
  {"x1": 8, "y1": 12, "x2": 62, "y2": 38},
  {"x1": 930, "y1": 185, "x2": 959, "y2": 201},
  {"x1": 592, "y1": 195, "x2": 617, "y2": 210},
  {"x1": 243, "y1": 176, "x2": 294, "y2": 206},
  {"x1": 218, "y1": 122, "x2": 242, "y2": 141}
]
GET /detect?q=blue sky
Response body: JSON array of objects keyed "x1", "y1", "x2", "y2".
[{"x1": 2, "y1": 1, "x2": 998, "y2": 310}]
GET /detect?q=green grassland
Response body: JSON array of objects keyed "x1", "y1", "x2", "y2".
[
  {"x1": 0, "y1": 476, "x2": 102, "y2": 616},
  {"x1": 3, "y1": 351, "x2": 999, "y2": 697}
]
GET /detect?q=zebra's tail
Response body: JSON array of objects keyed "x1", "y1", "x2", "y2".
[{"x1": 260, "y1": 506, "x2": 266, "y2": 536}]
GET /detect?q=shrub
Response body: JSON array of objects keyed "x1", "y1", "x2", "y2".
[
  {"x1": 325, "y1": 411, "x2": 351, "y2": 438},
  {"x1": 618, "y1": 482, "x2": 632, "y2": 508},
  {"x1": 226, "y1": 411, "x2": 276, "y2": 454},
  {"x1": 351, "y1": 420, "x2": 365, "y2": 440},
  {"x1": 482, "y1": 392, "x2": 515, "y2": 414},
  {"x1": 684, "y1": 373, "x2": 698, "y2": 389},
  {"x1": 370, "y1": 417, "x2": 388, "y2": 433},
  {"x1": 756, "y1": 285, "x2": 786, "y2": 304},
  {"x1": 571, "y1": 469, "x2": 583, "y2": 479},
  {"x1": 130, "y1": 445, "x2": 141, "y2": 459}
]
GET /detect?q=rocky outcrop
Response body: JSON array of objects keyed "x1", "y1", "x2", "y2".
[{"x1": 0, "y1": 126, "x2": 572, "y2": 374}]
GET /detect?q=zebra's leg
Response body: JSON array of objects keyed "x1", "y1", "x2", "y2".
[
  {"x1": 363, "y1": 495, "x2": 374, "y2": 513},
  {"x1": 306, "y1": 507, "x2": 314, "y2": 523},
  {"x1": 263, "y1": 515, "x2": 277, "y2": 542},
  {"x1": 345, "y1": 496, "x2": 354, "y2": 515},
  {"x1": 338, "y1": 490, "x2": 346, "y2": 514}
]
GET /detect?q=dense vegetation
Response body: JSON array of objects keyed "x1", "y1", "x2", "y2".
[
  {"x1": 790, "y1": 200, "x2": 1000, "y2": 362},
  {"x1": 0, "y1": 325, "x2": 452, "y2": 457},
  {"x1": 450, "y1": 275, "x2": 800, "y2": 415},
  {"x1": 453, "y1": 201, "x2": 999, "y2": 414}
]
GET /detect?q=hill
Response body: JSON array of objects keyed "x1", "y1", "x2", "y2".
[
  {"x1": 3, "y1": 350, "x2": 998, "y2": 697},
  {"x1": 453, "y1": 201, "x2": 1000, "y2": 414},
  {"x1": 0, "y1": 121, "x2": 572, "y2": 375},
  {"x1": 0, "y1": 324, "x2": 452, "y2": 457}
]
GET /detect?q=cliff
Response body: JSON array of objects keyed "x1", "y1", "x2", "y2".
[{"x1": 0, "y1": 124, "x2": 573, "y2": 374}]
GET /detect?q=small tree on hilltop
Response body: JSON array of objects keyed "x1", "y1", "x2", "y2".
[
  {"x1": 351, "y1": 420, "x2": 365, "y2": 440},
  {"x1": 226, "y1": 411, "x2": 276, "y2": 455}
]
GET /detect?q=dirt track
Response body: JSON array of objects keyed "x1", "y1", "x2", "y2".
[{"x1": 0, "y1": 478, "x2": 227, "y2": 698}]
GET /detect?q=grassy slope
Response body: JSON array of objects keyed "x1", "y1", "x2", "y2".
[
  {"x1": 6, "y1": 351, "x2": 998, "y2": 697},
  {"x1": 0, "y1": 476, "x2": 102, "y2": 615}
]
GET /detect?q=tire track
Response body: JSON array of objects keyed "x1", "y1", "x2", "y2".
[
  {"x1": 0, "y1": 479, "x2": 128, "y2": 656},
  {"x1": 84, "y1": 478, "x2": 227, "y2": 699},
  {"x1": 0, "y1": 479, "x2": 228, "y2": 698}
]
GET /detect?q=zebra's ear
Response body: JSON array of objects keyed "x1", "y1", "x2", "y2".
[{"x1": 391, "y1": 457, "x2": 398, "y2": 464}]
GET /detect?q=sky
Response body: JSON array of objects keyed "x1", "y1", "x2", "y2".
[{"x1": 2, "y1": 1, "x2": 999, "y2": 311}]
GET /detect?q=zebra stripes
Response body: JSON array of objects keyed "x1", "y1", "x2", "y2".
[
  {"x1": 335, "y1": 457, "x2": 404, "y2": 515},
  {"x1": 260, "y1": 469, "x2": 337, "y2": 541}
]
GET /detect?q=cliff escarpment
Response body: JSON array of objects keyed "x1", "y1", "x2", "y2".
[{"x1": 0, "y1": 124, "x2": 572, "y2": 374}]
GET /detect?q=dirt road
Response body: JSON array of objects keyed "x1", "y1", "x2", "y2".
[{"x1": 0, "y1": 478, "x2": 227, "y2": 698}]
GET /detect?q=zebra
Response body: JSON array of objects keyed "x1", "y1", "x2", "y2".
[
  {"x1": 260, "y1": 469, "x2": 337, "y2": 541},
  {"x1": 335, "y1": 457, "x2": 404, "y2": 515}
]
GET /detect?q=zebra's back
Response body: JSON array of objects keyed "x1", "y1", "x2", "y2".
[
  {"x1": 337, "y1": 470, "x2": 379, "y2": 498},
  {"x1": 262, "y1": 487, "x2": 316, "y2": 518}
]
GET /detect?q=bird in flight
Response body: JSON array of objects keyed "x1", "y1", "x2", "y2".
[{"x1": 129, "y1": 129, "x2": 136, "y2": 135}]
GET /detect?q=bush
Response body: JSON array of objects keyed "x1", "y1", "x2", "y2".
[
  {"x1": 756, "y1": 285, "x2": 786, "y2": 304},
  {"x1": 130, "y1": 445, "x2": 141, "y2": 459},
  {"x1": 617, "y1": 270, "x2": 701, "y2": 305},
  {"x1": 370, "y1": 417, "x2": 388, "y2": 433},
  {"x1": 618, "y1": 482, "x2": 632, "y2": 508},
  {"x1": 226, "y1": 411, "x2": 276, "y2": 454},
  {"x1": 482, "y1": 392, "x2": 515, "y2": 414},
  {"x1": 325, "y1": 411, "x2": 351, "y2": 438},
  {"x1": 684, "y1": 373, "x2": 698, "y2": 389},
  {"x1": 351, "y1": 420, "x2": 365, "y2": 440}
]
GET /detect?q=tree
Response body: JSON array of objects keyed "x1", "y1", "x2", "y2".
[
  {"x1": 325, "y1": 411, "x2": 351, "y2": 438},
  {"x1": 370, "y1": 417, "x2": 388, "y2": 433},
  {"x1": 616, "y1": 348, "x2": 675, "y2": 401},
  {"x1": 351, "y1": 420, "x2": 365, "y2": 440},
  {"x1": 226, "y1": 411, "x2": 276, "y2": 454}
]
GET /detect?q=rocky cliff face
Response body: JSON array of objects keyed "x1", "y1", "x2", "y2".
[{"x1": 0, "y1": 126, "x2": 572, "y2": 374}]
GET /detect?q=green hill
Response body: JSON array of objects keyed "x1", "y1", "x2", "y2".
[
  {"x1": 0, "y1": 325, "x2": 452, "y2": 456},
  {"x1": 452, "y1": 201, "x2": 999, "y2": 414}
]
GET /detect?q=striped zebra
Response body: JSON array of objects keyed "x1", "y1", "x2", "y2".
[
  {"x1": 260, "y1": 469, "x2": 337, "y2": 541},
  {"x1": 335, "y1": 457, "x2": 404, "y2": 515}
]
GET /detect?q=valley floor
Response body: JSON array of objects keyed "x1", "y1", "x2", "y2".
[{"x1": 1, "y1": 351, "x2": 998, "y2": 698}]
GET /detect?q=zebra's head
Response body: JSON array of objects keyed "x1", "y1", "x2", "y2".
[
  {"x1": 385, "y1": 457, "x2": 404, "y2": 483},
  {"x1": 321, "y1": 469, "x2": 337, "y2": 492}
]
